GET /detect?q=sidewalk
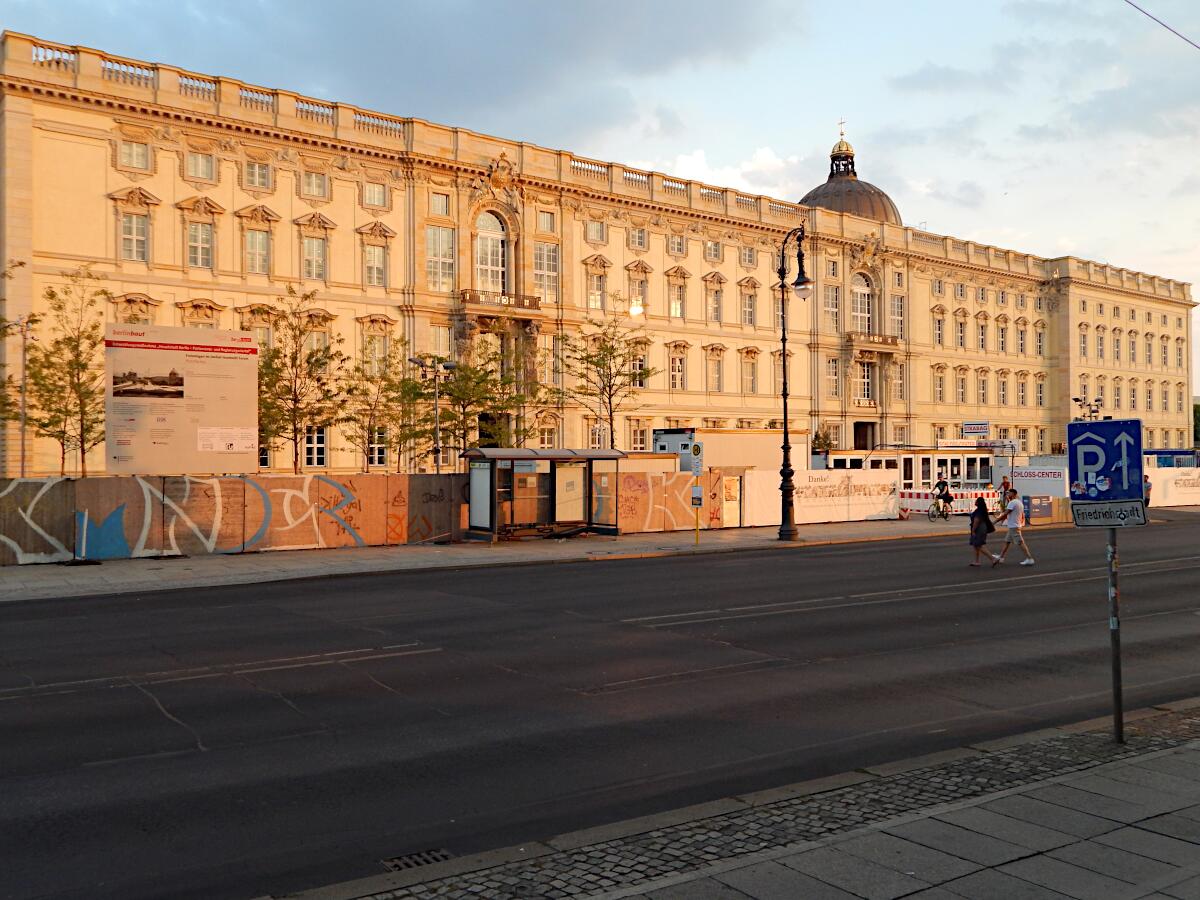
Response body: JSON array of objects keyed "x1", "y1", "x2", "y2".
[
  {"x1": 2, "y1": 515, "x2": 986, "y2": 604},
  {"x1": 276, "y1": 700, "x2": 1200, "y2": 900}
]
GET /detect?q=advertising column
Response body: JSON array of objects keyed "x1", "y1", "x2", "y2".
[{"x1": 105, "y1": 324, "x2": 259, "y2": 475}]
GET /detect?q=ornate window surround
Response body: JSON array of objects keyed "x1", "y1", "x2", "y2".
[
  {"x1": 111, "y1": 292, "x2": 161, "y2": 324},
  {"x1": 176, "y1": 297, "x2": 227, "y2": 329},
  {"x1": 177, "y1": 195, "x2": 225, "y2": 271},
  {"x1": 110, "y1": 186, "x2": 161, "y2": 270}
]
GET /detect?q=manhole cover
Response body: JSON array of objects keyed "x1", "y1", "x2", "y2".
[{"x1": 382, "y1": 848, "x2": 454, "y2": 871}]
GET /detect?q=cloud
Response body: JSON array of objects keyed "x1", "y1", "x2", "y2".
[
  {"x1": 626, "y1": 146, "x2": 819, "y2": 201},
  {"x1": 644, "y1": 106, "x2": 686, "y2": 140},
  {"x1": 907, "y1": 178, "x2": 986, "y2": 209}
]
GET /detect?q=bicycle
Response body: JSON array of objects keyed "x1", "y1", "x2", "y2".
[{"x1": 927, "y1": 495, "x2": 953, "y2": 521}]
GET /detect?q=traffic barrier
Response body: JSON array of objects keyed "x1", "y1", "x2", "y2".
[{"x1": 899, "y1": 489, "x2": 1001, "y2": 516}]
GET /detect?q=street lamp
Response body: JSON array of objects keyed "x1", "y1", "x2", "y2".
[
  {"x1": 1072, "y1": 396, "x2": 1102, "y2": 422},
  {"x1": 409, "y1": 357, "x2": 457, "y2": 474},
  {"x1": 1, "y1": 314, "x2": 38, "y2": 478},
  {"x1": 777, "y1": 224, "x2": 813, "y2": 541}
]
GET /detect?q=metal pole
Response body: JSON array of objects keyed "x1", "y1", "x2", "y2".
[
  {"x1": 433, "y1": 373, "x2": 442, "y2": 476},
  {"x1": 19, "y1": 319, "x2": 29, "y2": 478},
  {"x1": 778, "y1": 226, "x2": 802, "y2": 541},
  {"x1": 1107, "y1": 526, "x2": 1124, "y2": 743}
]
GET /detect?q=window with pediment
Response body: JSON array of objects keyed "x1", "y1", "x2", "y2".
[
  {"x1": 110, "y1": 186, "x2": 161, "y2": 266},
  {"x1": 176, "y1": 298, "x2": 227, "y2": 329},
  {"x1": 177, "y1": 196, "x2": 225, "y2": 271},
  {"x1": 295, "y1": 212, "x2": 336, "y2": 281},
  {"x1": 474, "y1": 210, "x2": 508, "y2": 293},
  {"x1": 111, "y1": 293, "x2": 161, "y2": 325},
  {"x1": 357, "y1": 221, "x2": 396, "y2": 289}
]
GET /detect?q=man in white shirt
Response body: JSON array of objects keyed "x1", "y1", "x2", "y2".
[{"x1": 992, "y1": 488, "x2": 1035, "y2": 567}]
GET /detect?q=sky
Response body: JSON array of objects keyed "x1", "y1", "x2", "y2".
[{"x1": 6, "y1": 0, "x2": 1200, "y2": 383}]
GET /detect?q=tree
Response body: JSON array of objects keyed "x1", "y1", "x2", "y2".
[
  {"x1": 338, "y1": 339, "x2": 429, "y2": 473},
  {"x1": 811, "y1": 425, "x2": 835, "y2": 455},
  {"x1": 25, "y1": 267, "x2": 107, "y2": 475},
  {"x1": 0, "y1": 260, "x2": 29, "y2": 426},
  {"x1": 1193, "y1": 402, "x2": 1199, "y2": 447},
  {"x1": 559, "y1": 301, "x2": 659, "y2": 450},
  {"x1": 438, "y1": 341, "x2": 526, "y2": 464},
  {"x1": 257, "y1": 286, "x2": 348, "y2": 474}
]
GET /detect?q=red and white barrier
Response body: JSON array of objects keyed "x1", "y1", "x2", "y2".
[{"x1": 900, "y1": 489, "x2": 1001, "y2": 516}]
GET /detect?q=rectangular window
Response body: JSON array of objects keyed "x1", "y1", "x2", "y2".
[
  {"x1": 894, "y1": 271, "x2": 904, "y2": 288},
  {"x1": 629, "y1": 276, "x2": 648, "y2": 314},
  {"x1": 302, "y1": 171, "x2": 329, "y2": 198},
  {"x1": 1036, "y1": 381, "x2": 1045, "y2": 407},
  {"x1": 363, "y1": 182, "x2": 387, "y2": 207},
  {"x1": 1178, "y1": 387, "x2": 1185, "y2": 413},
  {"x1": 998, "y1": 326, "x2": 1008, "y2": 353},
  {"x1": 977, "y1": 323, "x2": 987, "y2": 350},
  {"x1": 955, "y1": 283, "x2": 966, "y2": 300},
  {"x1": 998, "y1": 291, "x2": 1008, "y2": 306},
  {"x1": 956, "y1": 320, "x2": 966, "y2": 349},
  {"x1": 120, "y1": 213, "x2": 148, "y2": 261},
  {"x1": 934, "y1": 373, "x2": 945, "y2": 403},
  {"x1": 891, "y1": 364, "x2": 905, "y2": 401},
  {"x1": 976, "y1": 287, "x2": 986, "y2": 302},
  {"x1": 934, "y1": 318, "x2": 944, "y2": 347},
  {"x1": 856, "y1": 362, "x2": 874, "y2": 401},
  {"x1": 741, "y1": 292, "x2": 756, "y2": 326},
  {"x1": 1162, "y1": 386, "x2": 1169, "y2": 411},
  {"x1": 187, "y1": 222, "x2": 213, "y2": 268},
  {"x1": 119, "y1": 141, "x2": 150, "y2": 169},
  {"x1": 630, "y1": 352, "x2": 647, "y2": 388},
  {"x1": 823, "y1": 285, "x2": 840, "y2": 331},
  {"x1": 828, "y1": 260, "x2": 839, "y2": 278},
  {"x1": 537, "y1": 210, "x2": 555, "y2": 233},
  {"x1": 889, "y1": 295, "x2": 905, "y2": 338},
  {"x1": 245, "y1": 229, "x2": 270, "y2": 274},
  {"x1": 302, "y1": 236, "x2": 327, "y2": 280},
  {"x1": 1079, "y1": 331, "x2": 1088, "y2": 358},
  {"x1": 1178, "y1": 344, "x2": 1184, "y2": 368},
  {"x1": 956, "y1": 375, "x2": 967, "y2": 404},
  {"x1": 826, "y1": 358, "x2": 841, "y2": 398},
  {"x1": 852, "y1": 289, "x2": 872, "y2": 333},
  {"x1": 1131, "y1": 385, "x2": 1138, "y2": 410},
  {"x1": 1146, "y1": 338, "x2": 1153, "y2": 364},
  {"x1": 1037, "y1": 429, "x2": 1046, "y2": 453},
  {"x1": 1097, "y1": 382, "x2": 1106, "y2": 406},
  {"x1": 259, "y1": 445, "x2": 270, "y2": 469},
  {"x1": 933, "y1": 278, "x2": 944, "y2": 295},
  {"x1": 253, "y1": 325, "x2": 272, "y2": 349},
  {"x1": 669, "y1": 355, "x2": 686, "y2": 391},
  {"x1": 977, "y1": 376, "x2": 988, "y2": 405},
  {"x1": 363, "y1": 334, "x2": 388, "y2": 377},
  {"x1": 538, "y1": 425, "x2": 557, "y2": 450},
  {"x1": 1018, "y1": 380, "x2": 1027, "y2": 406},
  {"x1": 740, "y1": 245, "x2": 756, "y2": 267},
  {"x1": 1036, "y1": 331, "x2": 1045, "y2": 356},
  {"x1": 999, "y1": 378, "x2": 1008, "y2": 406},
  {"x1": 630, "y1": 422, "x2": 648, "y2": 452},
  {"x1": 741, "y1": 357, "x2": 757, "y2": 394},
  {"x1": 669, "y1": 283, "x2": 686, "y2": 318},
  {"x1": 775, "y1": 295, "x2": 784, "y2": 331},
  {"x1": 430, "y1": 192, "x2": 450, "y2": 216},
  {"x1": 707, "y1": 356, "x2": 723, "y2": 392},
  {"x1": 1162, "y1": 343, "x2": 1169, "y2": 367},
  {"x1": 707, "y1": 288, "x2": 722, "y2": 323},
  {"x1": 368, "y1": 427, "x2": 387, "y2": 467},
  {"x1": 245, "y1": 161, "x2": 272, "y2": 189},
  {"x1": 1115, "y1": 336, "x2": 1122, "y2": 359},
  {"x1": 668, "y1": 234, "x2": 686, "y2": 255},
  {"x1": 304, "y1": 426, "x2": 327, "y2": 468},
  {"x1": 533, "y1": 242, "x2": 560, "y2": 305},
  {"x1": 431, "y1": 324, "x2": 451, "y2": 357},
  {"x1": 587, "y1": 273, "x2": 606, "y2": 311},
  {"x1": 1114, "y1": 384, "x2": 1123, "y2": 409},
  {"x1": 1130, "y1": 339, "x2": 1137, "y2": 363},
  {"x1": 365, "y1": 244, "x2": 387, "y2": 286},
  {"x1": 703, "y1": 240, "x2": 722, "y2": 262},
  {"x1": 585, "y1": 220, "x2": 606, "y2": 242},
  {"x1": 1097, "y1": 334, "x2": 1105, "y2": 360},
  {"x1": 1018, "y1": 293, "x2": 1027, "y2": 309},
  {"x1": 425, "y1": 225, "x2": 456, "y2": 292},
  {"x1": 186, "y1": 152, "x2": 215, "y2": 180},
  {"x1": 628, "y1": 227, "x2": 647, "y2": 250},
  {"x1": 1080, "y1": 299, "x2": 1088, "y2": 312}
]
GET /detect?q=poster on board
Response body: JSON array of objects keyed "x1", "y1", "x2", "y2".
[{"x1": 105, "y1": 324, "x2": 259, "y2": 475}]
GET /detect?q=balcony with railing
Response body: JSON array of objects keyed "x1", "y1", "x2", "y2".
[
  {"x1": 459, "y1": 289, "x2": 542, "y2": 314},
  {"x1": 845, "y1": 331, "x2": 900, "y2": 350}
]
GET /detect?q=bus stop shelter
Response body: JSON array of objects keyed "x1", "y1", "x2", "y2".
[{"x1": 462, "y1": 448, "x2": 625, "y2": 540}]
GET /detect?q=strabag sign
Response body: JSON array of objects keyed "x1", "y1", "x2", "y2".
[{"x1": 105, "y1": 324, "x2": 259, "y2": 475}]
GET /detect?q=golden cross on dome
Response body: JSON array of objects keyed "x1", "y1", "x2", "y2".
[{"x1": 838, "y1": 117, "x2": 847, "y2": 137}]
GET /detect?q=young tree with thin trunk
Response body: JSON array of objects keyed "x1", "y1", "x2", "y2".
[
  {"x1": 0, "y1": 260, "x2": 30, "y2": 426},
  {"x1": 256, "y1": 286, "x2": 347, "y2": 474},
  {"x1": 25, "y1": 267, "x2": 107, "y2": 475},
  {"x1": 338, "y1": 339, "x2": 429, "y2": 473},
  {"x1": 438, "y1": 341, "x2": 525, "y2": 464},
  {"x1": 559, "y1": 300, "x2": 658, "y2": 450}
]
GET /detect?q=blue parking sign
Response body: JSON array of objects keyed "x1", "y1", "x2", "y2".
[{"x1": 1068, "y1": 419, "x2": 1144, "y2": 503}]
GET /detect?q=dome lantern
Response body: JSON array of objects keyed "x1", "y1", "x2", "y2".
[{"x1": 799, "y1": 125, "x2": 901, "y2": 225}]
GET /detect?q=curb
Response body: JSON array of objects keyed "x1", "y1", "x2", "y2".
[
  {"x1": 6, "y1": 520, "x2": 1077, "y2": 606},
  {"x1": 269, "y1": 693, "x2": 1199, "y2": 900}
]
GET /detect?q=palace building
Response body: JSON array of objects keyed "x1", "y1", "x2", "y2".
[{"x1": 0, "y1": 32, "x2": 1193, "y2": 476}]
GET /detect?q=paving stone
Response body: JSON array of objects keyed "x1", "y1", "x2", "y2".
[
  {"x1": 1103, "y1": 764, "x2": 1200, "y2": 799},
  {"x1": 934, "y1": 807, "x2": 1077, "y2": 852},
  {"x1": 1140, "y1": 812, "x2": 1200, "y2": 842},
  {"x1": 1067, "y1": 773, "x2": 1193, "y2": 813},
  {"x1": 715, "y1": 860, "x2": 860, "y2": 900},
  {"x1": 1023, "y1": 783, "x2": 1158, "y2": 824},
  {"x1": 904, "y1": 890, "x2": 968, "y2": 900},
  {"x1": 939, "y1": 869, "x2": 1073, "y2": 899},
  {"x1": 999, "y1": 855, "x2": 1144, "y2": 900},
  {"x1": 982, "y1": 794, "x2": 1122, "y2": 838},
  {"x1": 1047, "y1": 839, "x2": 1178, "y2": 884},
  {"x1": 884, "y1": 818, "x2": 1031, "y2": 867},
  {"x1": 779, "y1": 845, "x2": 931, "y2": 900},
  {"x1": 1162, "y1": 875, "x2": 1200, "y2": 900},
  {"x1": 645, "y1": 878, "x2": 751, "y2": 899},
  {"x1": 1138, "y1": 754, "x2": 1200, "y2": 784},
  {"x1": 833, "y1": 832, "x2": 979, "y2": 883}
]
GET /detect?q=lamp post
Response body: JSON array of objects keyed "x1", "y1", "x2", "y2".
[
  {"x1": 2, "y1": 314, "x2": 37, "y2": 478},
  {"x1": 1072, "y1": 396, "x2": 1102, "y2": 422},
  {"x1": 777, "y1": 225, "x2": 813, "y2": 541},
  {"x1": 410, "y1": 357, "x2": 457, "y2": 474}
]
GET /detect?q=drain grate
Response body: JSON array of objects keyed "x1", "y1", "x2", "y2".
[{"x1": 382, "y1": 848, "x2": 454, "y2": 871}]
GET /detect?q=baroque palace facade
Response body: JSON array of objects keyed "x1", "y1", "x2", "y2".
[{"x1": 0, "y1": 32, "x2": 1193, "y2": 476}]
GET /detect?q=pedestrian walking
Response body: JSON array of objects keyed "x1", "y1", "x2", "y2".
[
  {"x1": 1144, "y1": 473, "x2": 1153, "y2": 508},
  {"x1": 992, "y1": 488, "x2": 1035, "y2": 567},
  {"x1": 968, "y1": 497, "x2": 997, "y2": 566}
]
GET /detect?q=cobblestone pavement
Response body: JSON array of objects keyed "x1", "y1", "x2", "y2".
[{"x1": 331, "y1": 707, "x2": 1200, "y2": 900}]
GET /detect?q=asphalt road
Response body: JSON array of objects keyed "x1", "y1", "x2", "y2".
[{"x1": 5, "y1": 511, "x2": 1200, "y2": 900}]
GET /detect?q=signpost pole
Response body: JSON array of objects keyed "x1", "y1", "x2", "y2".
[
  {"x1": 694, "y1": 472, "x2": 700, "y2": 546},
  {"x1": 1107, "y1": 526, "x2": 1124, "y2": 743}
]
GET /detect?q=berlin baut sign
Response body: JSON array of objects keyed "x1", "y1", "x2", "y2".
[{"x1": 105, "y1": 324, "x2": 259, "y2": 475}]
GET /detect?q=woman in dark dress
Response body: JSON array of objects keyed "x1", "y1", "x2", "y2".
[{"x1": 969, "y1": 496, "x2": 997, "y2": 566}]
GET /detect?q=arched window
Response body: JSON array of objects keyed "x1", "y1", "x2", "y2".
[
  {"x1": 474, "y1": 211, "x2": 507, "y2": 292},
  {"x1": 850, "y1": 273, "x2": 873, "y2": 333}
]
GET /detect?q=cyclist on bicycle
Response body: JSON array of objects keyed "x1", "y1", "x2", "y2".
[{"x1": 933, "y1": 473, "x2": 954, "y2": 513}]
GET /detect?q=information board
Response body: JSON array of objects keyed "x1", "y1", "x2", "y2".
[{"x1": 105, "y1": 324, "x2": 259, "y2": 475}]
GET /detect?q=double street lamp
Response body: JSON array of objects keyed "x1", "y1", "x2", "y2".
[
  {"x1": 777, "y1": 225, "x2": 813, "y2": 541},
  {"x1": 409, "y1": 357, "x2": 457, "y2": 474},
  {"x1": 2, "y1": 314, "x2": 38, "y2": 478},
  {"x1": 1072, "y1": 396, "x2": 1103, "y2": 422}
]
